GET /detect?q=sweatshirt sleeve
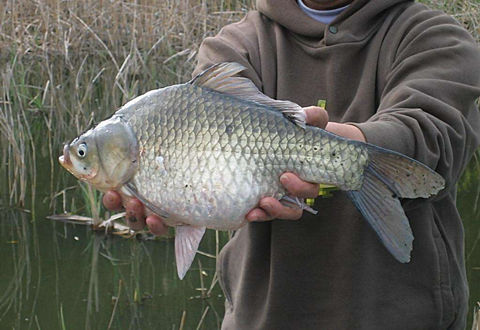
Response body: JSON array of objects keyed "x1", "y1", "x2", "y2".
[
  {"x1": 353, "y1": 9, "x2": 480, "y2": 189},
  {"x1": 193, "y1": 12, "x2": 263, "y2": 89}
]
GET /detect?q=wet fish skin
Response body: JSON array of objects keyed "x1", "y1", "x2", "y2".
[
  {"x1": 120, "y1": 83, "x2": 368, "y2": 231},
  {"x1": 59, "y1": 62, "x2": 445, "y2": 279}
]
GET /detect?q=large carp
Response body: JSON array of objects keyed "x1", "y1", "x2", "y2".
[{"x1": 59, "y1": 63, "x2": 445, "y2": 279}]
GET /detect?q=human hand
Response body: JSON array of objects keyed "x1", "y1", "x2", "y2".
[
  {"x1": 102, "y1": 190, "x2": 168, "y2": 235},
  {"x1": 246, "y1": 172, "x2": 321, "y2": 221},
  {"x1": 103, "y1": 106, "x2": 363, "y2": 226},
  {"x1": 245, "y1": 106, "x2": 328, "y2": 222}
]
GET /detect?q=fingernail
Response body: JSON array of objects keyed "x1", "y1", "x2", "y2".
[
  {"x1": 261, "y1": 202, "x2": 272, "y2": 210},
  {"x1": 280, "y1": 174, "x2": 290, "y2": 185},
  {"x1": 128, "y1": 216, "x2": 137, "y2": 223}
]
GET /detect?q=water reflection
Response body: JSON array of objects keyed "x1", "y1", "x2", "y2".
[
  {"x1": 0, "y1": 210, "x2": 41, "y2": 328},
  {"x1": 0, "y1": 209, "x2": 226, "y2": 329},
  {"x1": 0, "y1": 159, "x2": 479, "y2": 328}
]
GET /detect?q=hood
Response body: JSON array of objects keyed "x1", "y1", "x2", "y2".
[{"x1": 256, "y1": 0, "x2": 413, "y2": 41}]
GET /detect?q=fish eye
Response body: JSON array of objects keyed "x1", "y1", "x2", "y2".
[{"x1": 77, "y1": 143, "x2": 87, "y2": 158}]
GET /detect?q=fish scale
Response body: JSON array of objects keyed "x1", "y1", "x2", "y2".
[
  {"x1": 125, "y1": 82, "x2": 367, "y2": 231},
  {"x1": 59, "y1": 62, "x2": 445, "y2": 279}
]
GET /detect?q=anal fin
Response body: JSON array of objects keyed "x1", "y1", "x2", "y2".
[
  {"x1": 124, "y1": 182, "x2": 170, "y2": 218},
  {"x1": 175, "y1": 226, "x2": 206, "y2": 279}
]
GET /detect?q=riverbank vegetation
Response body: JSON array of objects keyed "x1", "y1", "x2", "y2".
[
  {"x1": 0, "y1": 0, "x2": 254, "y2": 208},
  {"x1": 0, "y1": 0, "x2": 478, "y2": 207},
  {"x1": 0, "y1": 0, "x2": 479, "y2": 328}
]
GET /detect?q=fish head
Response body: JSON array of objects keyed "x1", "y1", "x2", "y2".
[
  {"x1": 59, "y1": 116, "x2": 139, "y2": 191},
  {"x1": 59, "y1": 132, "x2": 99, "y2": 182}
]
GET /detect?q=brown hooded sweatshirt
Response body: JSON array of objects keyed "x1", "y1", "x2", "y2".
[{"x1": 194, "y1": 0, "x2": 480, "y2": 329}]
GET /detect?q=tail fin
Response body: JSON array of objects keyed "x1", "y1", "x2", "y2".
[{"x1": 348, "y1": 145, "x2": 445, "y2": 263}]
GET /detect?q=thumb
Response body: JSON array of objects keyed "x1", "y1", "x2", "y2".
[{"x1": 303, "y1": 106, "x2": 329, "y2": 129}]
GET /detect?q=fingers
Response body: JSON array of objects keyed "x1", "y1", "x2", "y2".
[
  {"x1": 245, "y1": 207, "x2": 273, "y2": 222},
  {"x1": 304, "y1": 106, "x2": 329, "y2": 129},
  {"x1": 103, "y1": 191, "x2": 168, "y2": 235},
  {"x1": 247, "y1": 197, "x2": 303, "y2": 222},
  {"x1": 246, "y1": 172, "x2": 319, "y2": 222},
  {"x1": 146, "y1": 215, "x2": 169, "y2": 236},
  {"x1": 125, "y1": 199, "x2": 168, "y2": 235},
  {"x1": 125, "y1": 198, "x2": 146, "y2": 231},
  {"x1": 102, "y1": 190, "x2": 123, "y2": 211},
  {"x1": 260, "y1": 197, "x2": 303, "y2": 220},
  {"x1": 103, "y1": 190, "x2": 147, "y2": 230},
  {"x1": 280, "y1": 173, "x2": 319, "y2": 198}
]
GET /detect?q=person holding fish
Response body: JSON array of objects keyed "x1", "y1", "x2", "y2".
[{"x1": 97, "y1": 0, "x2": 480, "y2": 328}]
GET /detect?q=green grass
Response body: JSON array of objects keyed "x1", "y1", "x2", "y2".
[
  {"x1": 0, "y1": 0, "x2": 478, "y2": 208},
  {"x1": 0, "y1": 0, "x2": 479, "y2": 327},
  {"x1": 0, "y1": 0, "x2": 255, "y2": 208}
]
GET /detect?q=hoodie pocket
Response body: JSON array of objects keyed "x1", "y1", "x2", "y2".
[{"x1": 431, "y1": 216, "x2": 455, "y2": 326}]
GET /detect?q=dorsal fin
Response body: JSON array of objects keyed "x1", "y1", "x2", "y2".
[{"x1": 190, "y1": 62, "x2": 306, "y2": 128}]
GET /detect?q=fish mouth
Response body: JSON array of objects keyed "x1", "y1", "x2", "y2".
[
  {"x1": 59, "y1": 144, "x2": 72, "y2": 169},
  {"x1": 58, "y1": 143, "x2": 98, "y2": 181}
]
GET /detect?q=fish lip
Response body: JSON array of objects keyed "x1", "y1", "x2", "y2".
[
  {"x1": 58, "y1": 143, "x2": 98, "y2": 181},
  {"x1": 59, "y1": 144, "x2": 72, "y2": 168}
]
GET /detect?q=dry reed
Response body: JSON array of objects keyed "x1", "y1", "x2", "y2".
[
  {"x1": 0, "y1": 0, "x2": 478, "y2": 207},
  {"x1": 0, "y1": 0, "x2": 478, "y2": 328},
  {"x1": 0, "y1": 0, "x2": 254, "y2": 207}
]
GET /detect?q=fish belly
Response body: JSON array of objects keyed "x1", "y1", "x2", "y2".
[
  {"x1": 124, "y1": 84, "x2": 369, "y2": 229},
  {"x1": 110, "y1": 64, "x2": 445, "y2": 270},
  {"x1": 133, "y1": 148, "x2": 284, "y2": 230}
]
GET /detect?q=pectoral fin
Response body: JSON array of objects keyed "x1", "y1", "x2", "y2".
[
  {"x1": 124, "y1": 182, "x2": 170, "y2": 218},
  {"x1": 175, "y1": 225, "x2": 206, "y2": 279},
  {"x1": 280, "y1": 195, "x2": 318, "y2": 214}
]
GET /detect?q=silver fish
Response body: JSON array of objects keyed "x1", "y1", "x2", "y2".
[{"x1": 59, "y1": 63, "x2": 445, "y2": 279}]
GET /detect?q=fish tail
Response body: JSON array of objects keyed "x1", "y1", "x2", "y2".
[{"x1": 347, "y1": 144, "x2": 445, "y2": 263}]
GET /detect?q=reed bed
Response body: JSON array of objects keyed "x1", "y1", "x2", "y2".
[
  {"x1": 0, "y1": 0, "x2": 255, "y2": 207},
  {"x1": 0, "y1": 0, "x2": 479, "y2": 328},
  {"x1": 0, "y1": 0, "x2": 478, "y2": 208},
  {"x1": 1, "y1": 4, "x2": 253, "y2": 327}
]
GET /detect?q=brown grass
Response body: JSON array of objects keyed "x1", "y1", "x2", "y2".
[
  {"x1": 0, "y1": 0, "x2": 254, "y2": 206},
  {"x1": 0, "y1": 0, "x2": 478, "y2": 207},
  {"x1": 0, "y1": 0, "x2": 478, "y2": 328}
]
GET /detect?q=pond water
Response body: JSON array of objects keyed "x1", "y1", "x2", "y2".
[
  {"x1": 0, "y1": 158, "x2": 479, "y2": 329},
  {"x1": 0, "y1": 207, "x2": 228, "y2": 329}
]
